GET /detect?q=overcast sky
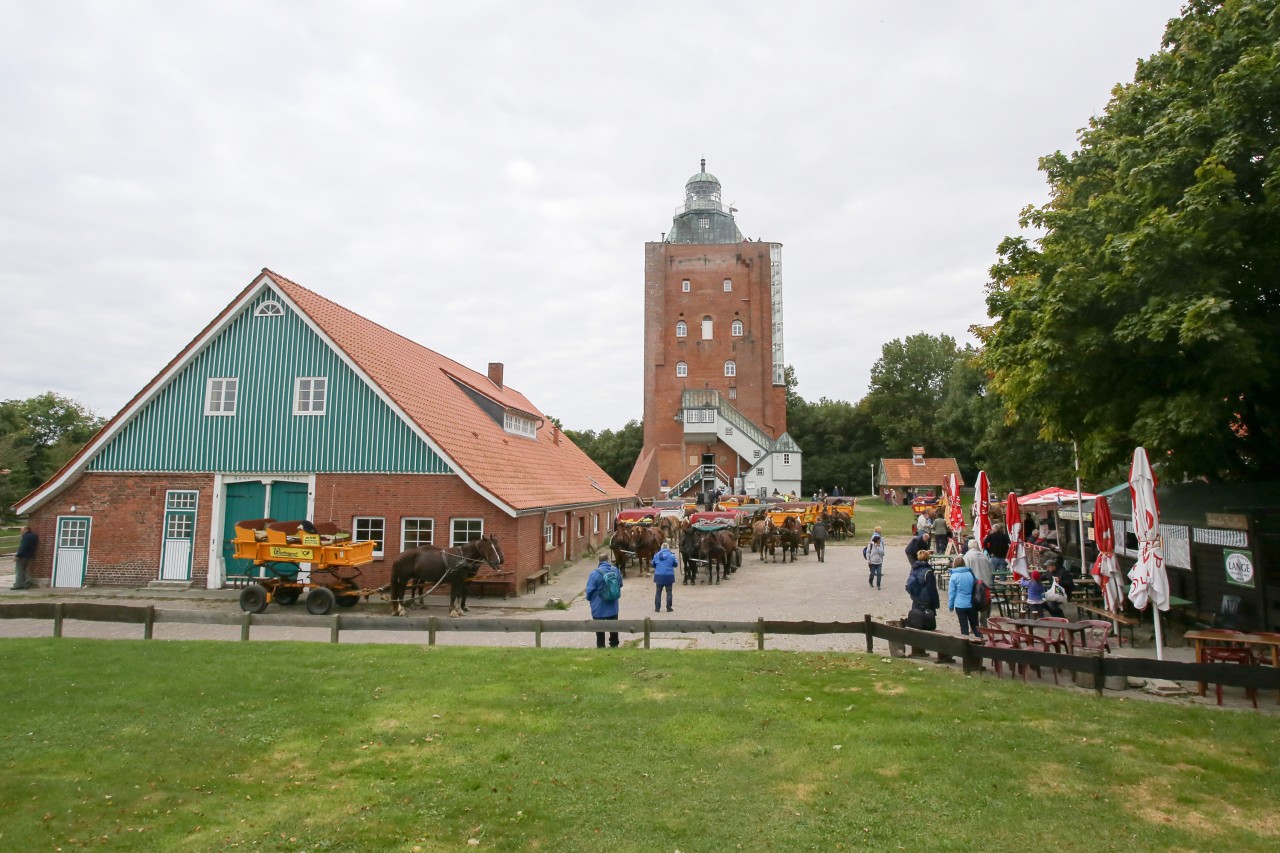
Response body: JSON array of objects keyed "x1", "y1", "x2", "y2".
[{"x1": 0, "y1": 1, "x2": 1185, "y2": 433}]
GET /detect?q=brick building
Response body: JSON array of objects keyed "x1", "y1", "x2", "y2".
[
  {"x1": 876, "y1": 447, "x2": 963, "y2": 503},
  {"x1": 14, "y1": 269, "x2": 633, "y2": 595},
  {"x1": 627, "y1": 162, "x2": 802, "y2": 500}
]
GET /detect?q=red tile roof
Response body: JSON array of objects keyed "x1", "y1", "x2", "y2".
[{"x1": 880, "y1": 457, "x2": 963, "y2": 489}]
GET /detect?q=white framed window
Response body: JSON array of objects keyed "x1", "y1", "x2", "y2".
[
  {"x1": 702, "y1": 316, "x2": 713, "y2": 340},
  {"x1": 166, "y1": 490, "x2": 198, "y2": 510},
  {"x1": 294, "y1": 377, "x2": 327, "y2": 415},
  {"x1": 676, "y1": 361, "x2": 688, "y2": 377},
  {"x1": 544, "y1": 523, "x2": 554, "y2": 549},
  {"x1": 504, "y1": 412, "x2": 537, "y2": 438},
  {"x1": 731, "y1": 320, "x2": 743, "y2": 336},
  {"x1": 725, "y1": 426, "x2": 734, "y2": 436},
  {"x1": 753, "y1": 449, "x2": 761, "y2": 459},
  {"x1": 728, "y1": 387, "x2": 737, "y2": 400},
  {"x1": 682, "y1": 279, "x2": 691, "y2": 293},
  {"x1": 756, "y1": 467, "x2": 765, "y2": 476},
  {"x1": 698, "y1": 218, "x2": 709, "y2": 229},
  {"x1": 723, "y1": 278, "x2": 732, "y2": 292},
  {"x1": 593, "y1": 514, "x2": 600, "y2": 535},
  {"x1": 724, "y1": 360, "x2": 736, "y2": 377},
  {"x1": 402, "y1": 517, "x2": 434, "y2": 550},
  {"x1": 675, "y1": 320, "x2": 687, "y2": 338},
  {"x1": 255, "y1": 301, "x2": 283, "y2": 317},
  {"x1": 783, "y1": 453, "x2": 791, "y2": 465},
  {"x1": 353, "y1": 517, "x2": 385, "y2": 557},
  {"x1": 205, "y1": 378, "x2": 238, "y2": 416},
  {"x1": 451, "y1": 518, "x2": 483, "y2": 546}
]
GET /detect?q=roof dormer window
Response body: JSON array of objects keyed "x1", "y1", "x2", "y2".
[{"x1": 504, "y1": 412, "x2": 537, "y2": 439}]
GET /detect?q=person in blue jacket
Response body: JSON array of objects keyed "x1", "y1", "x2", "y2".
[
  {"x1": 651, "y1": 543, "x2": 678, "y2": 612},
  {"x1": 586, "y1": 556, "x2": 623, "y2": 647},
  {"x1": 947, "y1": 559, "x2": 982, "y2": 638}
]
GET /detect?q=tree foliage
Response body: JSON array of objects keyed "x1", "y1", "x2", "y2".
[
  {"x1": 1, "y1": 393, "x2": 104, "y2": 518},
  {"x1": 787, "y1": 393, "x2": 883, "y2": 497},
  {"x1": 983, "y1": 0, "x2": 1280, "y2": 481},
  {"x1": 563, "y1": 419, "x2": 644, "y2": 487},
  {"x1": 862, "y1": 333, "x2": 963, "y2": 456}
]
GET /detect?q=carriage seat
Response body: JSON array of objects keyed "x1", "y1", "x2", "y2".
[
  {"x1": 234, "y1": 518, "x2": 277, "y2": 542},
  {"x1": 264, "y1": 520, "x2": 351, "y2": 545}
]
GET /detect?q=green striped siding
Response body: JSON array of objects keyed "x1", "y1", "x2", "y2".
[{"x1": 89, "y1": 290, "x2": 453, "y2": 474}]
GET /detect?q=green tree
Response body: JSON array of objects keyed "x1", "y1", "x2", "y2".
[
  {"x1": 983, "y1": 0, "x2": 1280, "y2": 481},
  {"x1": 563, "y1": 419, "x2": 644, "y2": 487},
  {"x1": 788, "y1": 394, "x2": 884, "y2": 497},
  {"x1": 1, "y1": 393, "x2": 104, "y2": 518},
  {"x1": 862, "y1": 333, "x2": 964, "y2": 457}
]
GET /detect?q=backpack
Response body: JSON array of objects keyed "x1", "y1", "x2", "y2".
[
  {"x1": 862, "y1": 544, "x2": 869, "y2": 560},
  {"x1": 598, "y1": 565, "x2": 621, "y2": 602},
  {"x1": 971, "y1": 578, "x2": 991, "y2": 611}
]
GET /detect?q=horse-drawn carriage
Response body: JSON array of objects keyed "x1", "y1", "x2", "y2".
[
  {"x1": 231, "y1": 519, "x2": 378, "y2": 615},
  {"x1": 611, "y1": 508, "x2": 666, "y2": 577},
  {"x1": 681, "y1": 511, "x2": 744, "y2": 584},
  {"x1": 819, "y1": 497, "x2": 857, "y2": 539}
]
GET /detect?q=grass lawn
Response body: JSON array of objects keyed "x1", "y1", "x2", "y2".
[
  {"x1": 850, "y1": 497, "x2": 921, "y2": 538},
  {"x1": 2, "y1": 640, "x2": 1277, "y2": 852}
]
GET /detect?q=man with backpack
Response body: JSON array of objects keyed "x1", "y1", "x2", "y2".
[
  {"x1": 586, "y1": 555, "x2": 624, "y2": 648},
  {"x1": 964, "y1": 538, "x2": 994, "y2": 627}
]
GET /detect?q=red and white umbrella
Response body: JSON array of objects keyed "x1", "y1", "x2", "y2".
[
  {"x1": 946, "y1": 473, "x2": 964, "y2": 539},
  {"x1": 1005, "y1": 491, "x2": 1029, "y2": 580},
  {"x1": 973, "y1": 471, "x2": 992, "y2": 547},
  {"x1": 1127, "y1": 447, "x2": 1170, "y2": 659},
  {"x1": 1089, "y1": 495, "x2": 1125, "y2": 614}
]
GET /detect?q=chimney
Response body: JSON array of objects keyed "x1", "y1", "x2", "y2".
[
  {"x1": 487, "y1": 362, "x2": 504, "y2": 389},
  {"x1": 912, "y1": 446, "x2": 925, "y2": 466}
]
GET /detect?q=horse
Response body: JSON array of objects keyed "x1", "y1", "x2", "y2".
[
  {"x1": 388, "y1": 535, "x2": 504, "y2": 617},
  {"x1": 753, "y1": 519, "x2": 780, "y2": 561},
  {"x1": 609, "y1": 523, "x2": 634, "y2": 575},
  {"x1": 697, "y1": 528, "x2": 737, "y2": 584},
  {"x1": 679, "y1": 523, "x2": 701, "y2": 585},
  {"x1": 630, "y1": 525, "x2": 663, "y2": 578},
  {"x1": 778, "y1": 516, "x2": 802, "y2": 563},
  {"x1": 656, "y1": 514, "x2": 682, "y2": 546}
]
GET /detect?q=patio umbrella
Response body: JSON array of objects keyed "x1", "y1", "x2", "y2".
[
  {"x1": 1089, "y1": 495, "x2": 1125, "y2": 615},
  {"x1": 1005, "y1": 491, "x2": 1029, "y2": 580},
  {"x1": 1127, "y1": 447, "x2": 1170, "y2": 660},
  {"x1": 973, "y1": 471, "x2": 992, "y2": 548},
  {"x1": 946, "y1": 473, "x2": 964, "y2": 542}
]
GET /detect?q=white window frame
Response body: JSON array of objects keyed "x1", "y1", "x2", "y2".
[
  {"x1": 682, "y1": 279, "x2": 691, "y2": 292},
  {"x1": 676, "y1": 361, "x2": 688, "y2": 377},
  {"x1": 753, "y1": 449, "x2": 761, "y2": 459},
  {"x1": 702, "y1": 317, "x2": 713, "y2": 340},
  {"x1": 756, "y1": 467, "x2": 765, "y2": 476},
  {"x1": 401, "y1": 517, "x2": 434, "y2": 550},
  {"x1": 353, "y1": 516, "x2": 385, "y2": 557},
  {"x1": 783, "y1": 453, "x2": 791, "y2": 465},
  {"x1": 544, "y1": 522, "x2": 554, "y2": 549},
  {"x1": 731, "y1": 320, "x2": 743, "y2": 336},
  {"x1": 698, "y1": 217, "x2": 709, "y2": 229},
  {"x1": 593, "y1": 513, "x2": 600, "y2": 535},
  {"x1": 166, "y1": 490, "x2": 198, "y2": 510},
  {"x1": 255, "y1": 301, "x2": 284, "y2": 317},
  {"x1": 728, "y1": 387, "x2": 737, "y2": 400},
  {"x1": 503, "y1": 412, "x2": 537, "y2": 439},
  {"x1": 205, "y1": 377, "x2": 238, "y2": 416},
  {"x1": 724, "y1": 360, "x2": 736, "y2": 377},
  {"x1": 723, "y1": 278, "x2": 732, "y2": 292},
  {"x1": 451, "y1": 518, "x2": 484, "y2": 547},
  {"x1": 294, "y1": 376, "x2": 328, "y2": 416},
  {"x1": 675, "y1": 320, "x2": 687, "y2": 338}
]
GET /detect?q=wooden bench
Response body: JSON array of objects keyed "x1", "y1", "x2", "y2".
[
  {"x1": 1073, "y1": 601, "x2": 1138, "y2": 646},
  {"x1": 524, "y1": 569, "x2": 549, "y2": 596},
  {"x1": 467, "y1": 577, "x2": 512, "y2": 599}
]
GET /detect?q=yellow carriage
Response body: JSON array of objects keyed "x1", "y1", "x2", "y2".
[{"x1": 231, "y1": 518, "x2": 378, "y2": 615}]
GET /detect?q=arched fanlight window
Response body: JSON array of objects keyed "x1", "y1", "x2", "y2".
[
  {"x1": 255, "y1": 300, "x2": 283, "y2": 317},
  {"x1": 676, "y1": 320, "x2": 687, "y2": 338},
  {"x1": 676, "y1": 361, "x2": 688, "y2": 377},
  {"x1": 724, "y1": 360, "x2": 736, "y2": 377},
  {"x1": 731, "y1": 319, "x2": 743, "y2": 336}
]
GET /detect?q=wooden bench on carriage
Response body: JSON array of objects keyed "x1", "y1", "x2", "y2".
[{"x1": 230, "y1": 518, "x2": 378, "y2": 615}]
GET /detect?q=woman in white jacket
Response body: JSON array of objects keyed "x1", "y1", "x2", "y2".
[{"x1": 864, "y1": 530, "x2": 886, "y2": 589}]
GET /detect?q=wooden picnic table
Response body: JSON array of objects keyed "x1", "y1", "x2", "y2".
[
  {"x1": 1001, "y1": 617, "x2": 1093, "y2": 653},
  {"x1": 1184, "y1": 630, "x2": 1280, "y2": 697}
]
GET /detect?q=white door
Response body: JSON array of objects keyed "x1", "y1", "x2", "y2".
[
  {"x1": 53, "y1": 516, "x2": 91, "y2": 588},
  {"x1": 160, "y1": 490, "x2": 197, "y2": 580}
]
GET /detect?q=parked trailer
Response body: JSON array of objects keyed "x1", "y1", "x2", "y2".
[{"x1": 231, "y1": 518, "x2": 378, "y2": 615}]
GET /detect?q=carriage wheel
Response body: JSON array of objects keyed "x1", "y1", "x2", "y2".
[
  {"x1": 333, "y1": 580, "x2": 361, "y2": 608},
  {"x1": 306, "y1": 586, "x2": 336, "y2": 616},
  {"x1": 274, "y1": 586, "x2": 302, "y2": 606},
  {"x1": 239, "y1": 583, "x2": 269, "y2": 614}
]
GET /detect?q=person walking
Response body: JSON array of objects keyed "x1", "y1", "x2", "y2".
[
  {"x1": 586, "y1": 556, "x2": 624, "y2": 648},
  {"x1": 12, "y1": 525, "x2": 38, "y2": 590},
  {"x1": 651, "y1": 543, "x2": 678, "y2": 612},
  {"x1": 947, "y1": 558, "x2": 982, "y2": 639},
  {"x1": 983, "y1": 523, "x2": 1011, "y2": 576},
  {"x1": 905, "y1": 549, "x2": 940, "y2": 634},
  {"x1": 864, "y1": 529, "x2": 885, "y2": 589},
  {"x1": 810, "y1": 518, "x2": 828, "y2": 563},
  {"x1": 964, "y1": 538, "x2": 994, "y2": 626}
]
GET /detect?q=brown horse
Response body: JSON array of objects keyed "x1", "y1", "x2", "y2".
[
  {"x1": 389, "y1": 535, "x2": 504, "y2": 617},
  {"x1": 630, "y1": 525, "x2": 663, "y2": 577},
  {"x1": 697, "y1": 528, "x2": 738, "y2": 583},
  {"x1": 778, "y1": 516, "x2": 802, "y2": 563},
  {"x1": 753, "y1": 519, "x2": 780, "y2": 561}
]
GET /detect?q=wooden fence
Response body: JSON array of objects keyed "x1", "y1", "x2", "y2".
[{"x1": 2, "y1": 602, "x2": 1278, "y2": 701}]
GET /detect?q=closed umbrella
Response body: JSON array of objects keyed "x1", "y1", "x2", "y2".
[
  {"x1": 1127, "y1": 447, "x2": 1170, "y2": 660},
  {"x1": 946, "y1": 473, "x2": 964, "y2": 544},
  {"x1": 973, "y1": 471, "x2": 992, "y2": 548},
  {"x1": 1005, "y1": 491, "x2": 1029, "y2": 580},
  {"x1": 1089, "y1": 495, "x2": 1125, "y2": 615}
]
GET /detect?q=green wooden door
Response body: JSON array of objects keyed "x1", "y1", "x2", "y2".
[
  {"x1": 222, "y1": 481, "x2": 267, "y2": 579},
  {"x1": 269, "y1": 480, "x2": 309, "y2": 522}
]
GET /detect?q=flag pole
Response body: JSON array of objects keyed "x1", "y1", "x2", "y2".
[{"x1": 1074, "y1": 440, "x2": 1087, "y2": 573}]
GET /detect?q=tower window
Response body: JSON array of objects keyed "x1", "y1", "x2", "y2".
[
  {"x1": 676, "y1": 320, "x2": 687, "y2": 338},
  {"x1": 682, "y1": 279, "x2": 690, "y2": 292},
  {"x1": 676, "y1": 361, "x2": 688, "y2": 377},
  {"x1": 723, "y1": 279, "x2": 732, "y2": 292},
  {"x1": 728, "y1": 387, "x2": 737, "y2": 400},
  {"x1": 698, "y1": 218, "x2": 709, "y2": 229},
  {"x1": 724, "y1": 360, "x2": 736, "y2": 377},
  {"x1": 702, "y1": 316, "x2": 713, "y2": 340},
  {"x1": 732, "y1": 320, "x2": 743, "y2": 336}
]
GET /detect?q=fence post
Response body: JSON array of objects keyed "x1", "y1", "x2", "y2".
[
  {"x1": 757, "y1": 617, "x2": 765, "y2": 651},
  {"x1": 240, "y1": 612, "x2": 251, "y2": 641},
  {"x1": 1093, "y1": 651, "x2": 1105, "y2": 697},
  {"x1": 53, "y1": 602, "x2": 64, "y2": 638},
  {"x1": 330, "y1": 615, "x2": 340, "y2": 644},
  {"x1": 644, "y1": 617, "x2": 651, "y2": 649},
  {"x1": 428, "y1": 616, "x2": 437, "y2": 646},
  {"x1": 143, "y1": 605, "x2": 155, "y2": 640},
  {"x1": 864, "y1": 614, "x2": 873, "y2": 654},
  {"x1": 535, "y1": 620, "x2": 542, "y2": 648},
  {"x1": 961, "y1": 640, "x2": 982, "y2": 675}
]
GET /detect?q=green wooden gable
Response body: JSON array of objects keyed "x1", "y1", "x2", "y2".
[{"x1": 88, "y1": 289, "x2": 453, "y2": 474}]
